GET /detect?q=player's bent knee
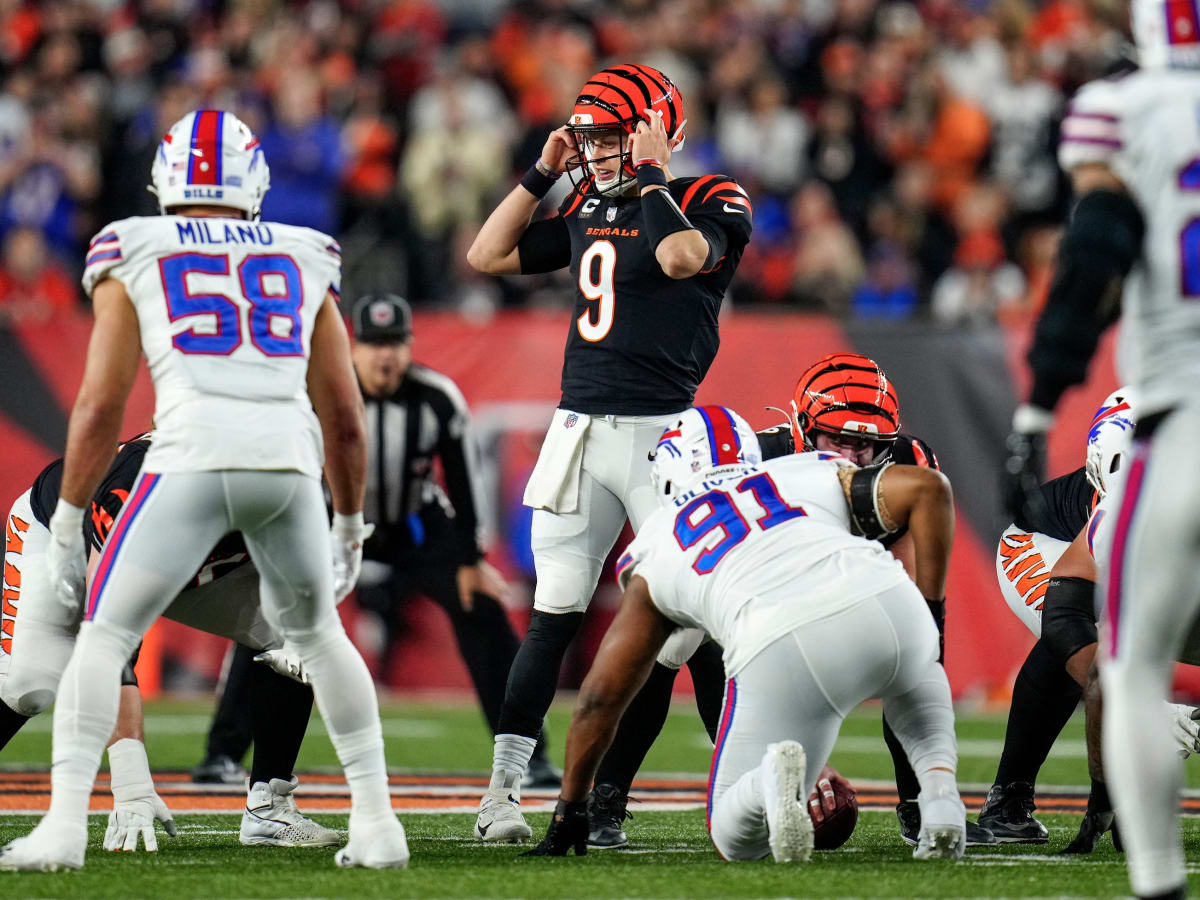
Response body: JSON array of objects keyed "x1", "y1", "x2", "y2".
[
  {"x1": 1041, "y1": 577, "x2": 1098, "y2": 666},
  {"x1": 657, "y1": 627, "x2": 706, "y2": 670},
  {"x1": 0, "y1": 675, "x2": 55, "y2": 716},
  {"x1": 531, "y1": 559, "x2": 601, "y2": 614}
]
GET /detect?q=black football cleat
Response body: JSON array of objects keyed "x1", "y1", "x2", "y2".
[
  {"x1": 191, "y1": 753, "x2": 247, "y2": 785},
  {"x1": 976, "y1": 782, "x2": 1049, "y2": 843},
  {"x1": 896, "y1": 800, "x2": 996, "y2": 847},
  {"x1": 587, "y1": 782, "x2": 631, "y2": 849}
]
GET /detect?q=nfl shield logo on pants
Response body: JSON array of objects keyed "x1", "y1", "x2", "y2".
[
  {"x1": 606, "y1": 207, "x2": 617, "y2": 223},
  {"x1": 564, "y1": 413, "x2": 578, "y2": 428}
]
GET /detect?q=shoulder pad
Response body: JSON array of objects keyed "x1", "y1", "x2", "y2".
[
  {"x1": 673, "y1": 174, "x2": 753, "y2": 220},
  {"x1": 1059, "y1": 79, "x2": 1125, "y2": 172}
]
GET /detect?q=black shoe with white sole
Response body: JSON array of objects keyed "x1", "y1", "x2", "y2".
[
  {"x1": 976, "y1": 782, "x2": 1049, "y2": 844},
  {"x1": 587, "y1": 783, "x2": 631, "y2": 849},
  {"x1": 896, "y1": 800, "x2": 997, "y2": 847}
]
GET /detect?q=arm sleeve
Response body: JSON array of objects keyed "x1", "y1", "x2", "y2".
[
  {"x1": 516, "y1": 216, "x2": 571, "y2": 275},
  {"x1": 434, "y1": 381, "x2": 487, "y2": 566},
  {"x1": 1026, "y1": 188, "x2": 1144, "y2": 411}
]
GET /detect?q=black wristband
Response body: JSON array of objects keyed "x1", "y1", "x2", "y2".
[
  {"x1": 520, "y1": 165, "x2": 558, "y2": 199},
  {"x1": 636, "y1": 164, "x2": 668, "y2": 190},
  {"x1": 925, "y1": 598, "x2": 946, "y2": 629},
  {"x1": 640, "y1": 181, "x2": 695, "y2": 252}
]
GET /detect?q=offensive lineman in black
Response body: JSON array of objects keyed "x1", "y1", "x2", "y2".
[{"x1": 465, "y1": 63, "x2": 752, "y2": 842}]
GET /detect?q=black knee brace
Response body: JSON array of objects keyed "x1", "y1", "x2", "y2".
[
  {"x1": 1041, "y1": 577, "x2": 1098, "y2": 664},
  {"x1": 120, "y1": 642, "x2": 142, "y2": 687}
]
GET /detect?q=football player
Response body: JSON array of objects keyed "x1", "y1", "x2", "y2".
[
  {"x1": 1, "y1": 433, "x2": 336, "y2": 850},
  {"x1": 0, "y1": 110, "x2": 406, "y2": 872},
  {"x1": 525, "y1": 406, "x2": 966, "y2": 862},
  {"x1": 1003, "y1": 4, "x2": 1200, "y2": 893},
  {"x1": 586, "y1": 353, "x2": 995, "y2": 849},
  {"x1": 465, "y1": 64, "x2": 752, "y2": 842}
]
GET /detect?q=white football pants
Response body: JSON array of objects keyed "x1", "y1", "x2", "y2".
[
  {"x1": 46, "y1": 470, "x2": 393, "y2": 834},
  {"x1": 1101, "y1": 402, "x2": 1200, "y2": 897},
  {"x1": 0, "y1": 488, "x2": 275, "y2": 717},
  {"x1": 995, "y1": 524, "x2": 1069, "y2": 638},
  {"x1": 529, "y1": 411, "x2": 678, "y2": 614},
  {"x1": 707, "y1": 582, "x2": 957, "y2": 861}
]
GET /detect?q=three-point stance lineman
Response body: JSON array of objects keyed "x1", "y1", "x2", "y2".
[
  {"x1": 525, "y1": 407, "x2": 966, "y2": 862},
  {"x1": 0, "y1": 110, "x2": 406, "y2": 871},
  {"x1": 466, "y1": 64, "x2": 752, "y2": 841}
]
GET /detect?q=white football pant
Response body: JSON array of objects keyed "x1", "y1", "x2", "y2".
[
  {"x1": 995, "y1": 524, "x2": 1069, "y2": 638},
  {"x1": 0, "y1": 489, "x2": 276, "y2": 718},
  {"x1": 707, "y1": 582, "x2": 958, "y2": 861},
  {"x1": 44, "y1": 470, "x2": 394, "y2": 838},
  {"x1": 529, "y1": 411, "x2": 678, "y2": 614},
  {"x1": 1101, "y1": 402, "x2": 1200, "y2": 897}
]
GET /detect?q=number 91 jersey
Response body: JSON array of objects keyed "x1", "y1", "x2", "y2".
[
  {"x1": 82, "y1": 215, "x2": 342, "y2": 478},
  {"x1": 616, "y1": 453, "x2": 910, "y2": 676},
  {"x1": 1059, "y1": 69, "x2": 1200, "y2": 416}
]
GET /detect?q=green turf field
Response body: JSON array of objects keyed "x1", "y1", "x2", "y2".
[{"x1": 2, "y1": 696, "x2": 1198, "y2": 898}]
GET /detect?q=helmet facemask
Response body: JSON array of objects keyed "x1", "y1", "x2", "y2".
[{"x1": 566, "y1": 126, "x2": 637, "y2": 198}]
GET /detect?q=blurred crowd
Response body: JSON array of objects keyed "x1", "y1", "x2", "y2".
[{"x1": 0, "y1": 0, "x2": 1132, "y2": 327}]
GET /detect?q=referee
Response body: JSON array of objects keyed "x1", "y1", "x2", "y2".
[{"x1": 350, "y1": 294, "x2": 557, "y2": 787}]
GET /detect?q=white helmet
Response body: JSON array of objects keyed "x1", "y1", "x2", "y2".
[
  {"x1": 1085, "y1": 386, "x2": 1137, "y2": 497},
  {"x1": 149, "y1": 110, "x2": 270, "y2": 219},
  {"x1": 650, "y1": 406, "x2": 762, "y2": 506},
  {"x1": 1132, "y1": 0, "x2": 1200, "y2": 69}
]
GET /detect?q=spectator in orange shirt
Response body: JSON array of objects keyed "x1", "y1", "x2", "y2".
[{"x1": 0, "y1": 226, "x2": 77, "y2": 327}]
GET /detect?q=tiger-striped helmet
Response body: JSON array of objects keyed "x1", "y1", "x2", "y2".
[
  {"x1": 790, "y1": 353, "x2": 901, "y2": 453},
  {"x1": 565, "y1": 64, "x2": 685, "y2": 197}
]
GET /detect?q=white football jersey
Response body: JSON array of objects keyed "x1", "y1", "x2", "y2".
[
  {"x1": 617, "y1": 452, "x2": 910, "y2": 676},
  {"x1": 82, "y1": 215, "x2": 341, "y2": 477},
  {"x1": 1059, "y1": 69, "x2": 1200, "y2": 416}
]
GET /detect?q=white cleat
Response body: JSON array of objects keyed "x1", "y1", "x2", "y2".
[
  {"x1": 761, "y1": 740, "x2": 813, "y2": 863},
  {"x1": 335, "y1": 818, "x2": 410, "y2": 869},
  {"x1": 240, "y1": 777, "x2": 342, "y2": 847},
  {"x1": 0, "y1": 818, "x2": 87, "y2": 872},
  {"x1": 474, "y1": 788, "x2": 532, "y2": 843},
  {"x1": 913, "y1": 788, "x2": 966, "y2": 860}
]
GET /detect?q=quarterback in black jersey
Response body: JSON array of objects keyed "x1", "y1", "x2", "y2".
[
  {"x1": 467, "y1": 63, "x2": 752, "y2": 843},
  {"x1": 1, "y1": 436, "x2": 332, "y2": 850}
]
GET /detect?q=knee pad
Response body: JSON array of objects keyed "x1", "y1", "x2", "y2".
[
  {"x1": 657, "y1": 628, "x2": 706, "y2": 670},
  {"x1": 1041, "y1": 577, "x2": 1098, "y2": 664},
  {"x1": 530, "y1": 547, "x2": 604, "y2": 614}
]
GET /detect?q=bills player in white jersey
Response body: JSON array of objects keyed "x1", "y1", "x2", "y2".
[
  {"x1": 0, "y1": 110, "x2": 407, "y2": 872},
  {"x1": 1002, "y1": 2, "x2": 1200, "y2": 894},
  {"x1": 523, "y1": 406, "x2": 965, "y2": 863}
]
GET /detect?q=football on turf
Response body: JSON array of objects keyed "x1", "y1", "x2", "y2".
[{"x1": 812, "y1": 781, "x2": 858, "y2": 850}]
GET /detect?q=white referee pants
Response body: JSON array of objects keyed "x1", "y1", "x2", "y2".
[
  {"x1": 528, "y1": 411, "x2": 678, "y2": 614},
  {"x1": 706, "y1": 583, "x2": 957, "y2": 861},
  {"x1": 1100, "y1": 402, "x2": 1200, "y2": 897}
]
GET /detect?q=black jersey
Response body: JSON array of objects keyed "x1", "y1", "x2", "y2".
[
  {"x1": 517, "y1": 174, "x2": 753, "y2": 416},
  {"x1": 28, "y1": 434, "x2": 247, "y2": 588},
  {"x1": 756, "y1": 424, "x2": 939, "y2": 547},
  {"x1": 1013, "y1": 467, "x2": 1096, "y2": 542}
]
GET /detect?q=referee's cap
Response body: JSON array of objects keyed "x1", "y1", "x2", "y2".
[{"x1": 352, "y1": 293, "x2": 413, "y2": 343}]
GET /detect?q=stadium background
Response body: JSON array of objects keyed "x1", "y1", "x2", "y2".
[{"x1": 0, "y1": 0, "x2": 1140, "y2": 700}]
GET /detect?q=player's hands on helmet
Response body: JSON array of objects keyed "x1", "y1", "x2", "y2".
[
  {"x1": 1003, "y1": 403, "x2": 1053, "y2": 522},
  {"x1": 330, "y1": 512, "x2": 375, "y2": 602},
  {"x1": 540, "y1": 126, "x2": 577, "y2": 174},
  {"x1": 456, "y1": 560, "x2": 509, "y2": 612},
  {"x1": 104, "y1": 792, "x2": 177, "y2": 852},
  {"x1": 1166, "y1": 703, "x2": 1200, "y2": 757},
  {"x1": 254, "y1": 642, "x2": 310, "y2": 684},
  {"x1": 630, "y1": 108, "x2": 671, "y2": 169},
  {"x1": 46, "y1": 500, "x2": 87, "y2": 624},
  {"x1": 808, "y1": 765, "x2": 851, "y2": 824},
  {"x1": 520, "y1": 799, "x2": 588, "y2": 857}
]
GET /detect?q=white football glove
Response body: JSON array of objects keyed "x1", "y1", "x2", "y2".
[
  {"x1": 104, "y1": 738, "x2": 177, "y2": 852},
  {"x1": 104, "y1": 793, "x2": 177, "y2": 852},
  {"x1": 330, "y1": 512, "x2": 374, "y2": 602},
  {"x1": 253, "y1": 643, "x2": 310, "y2": 684},
  {"x1": 1167, "y1": 703, "x2": 1200, "y2": 758},
  {"x1": 46, "y1": 499, "x2": 87, "y2": 625}
]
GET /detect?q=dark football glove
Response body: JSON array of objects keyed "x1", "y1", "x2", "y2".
[
  {"x1": 1003, "y1": 404, "x2": 1054, "y2": 523},
  {"x1": 520, "y1": 799, "x2": 588, "y2": 857}
]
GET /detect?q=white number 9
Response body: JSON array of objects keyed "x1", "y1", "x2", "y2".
[{"x1": 577, "y1": 240, "x2": 617, "y2": 342}]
